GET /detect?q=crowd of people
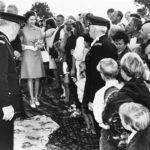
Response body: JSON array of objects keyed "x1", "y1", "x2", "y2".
[{"x1": 1, "y1": 0, "x2": 150, "y2": 150}]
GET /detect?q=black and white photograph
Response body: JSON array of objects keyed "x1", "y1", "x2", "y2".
[{"x1": 1, "y1": 0, "x2": 150, "y2": 149}]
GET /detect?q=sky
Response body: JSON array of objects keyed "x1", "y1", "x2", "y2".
[{"x1": 5, "y1": 0, "x2": 137, "y2": 18}]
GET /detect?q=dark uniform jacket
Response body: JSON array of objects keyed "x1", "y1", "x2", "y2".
[
  {"x1": 0, "y1": 32, "x2": 21, "y2": 114},
  {"x1": 127, "y1": 126, "x2": 150, "y2": 150},
  {"x1": 82, "y1": 34, "x2": 118, "y2": 108}
]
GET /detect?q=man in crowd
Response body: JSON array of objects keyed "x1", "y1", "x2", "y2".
[
  {"x1": 111, "y1": 10, "x2": 125, "y2": 30},
  {"x1": 125, "y1": 13, "x2": 142, "y2": 50},
  {"x1": 82, "y1": 14, "x2": 118, "y2": 138},
  {"x1": 107, "y1": 8, "x2": 115, "y2": 21},
  {"x1": 138, "y1": 23, "x2": 150, "y2": 68},
  {"x1": 0, "y1": 11, "x2": 25, "y2": 150},
  {"x1": 6, "y1": 4, "x2": 26, "y2": 116},
  {"x1": 50, "y1": 14, "x2": 65, "y2": 90}
]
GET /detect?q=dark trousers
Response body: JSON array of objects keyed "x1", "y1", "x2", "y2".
[{"x1": 0, "y1": 114, "x2": 14, "y2": 150}]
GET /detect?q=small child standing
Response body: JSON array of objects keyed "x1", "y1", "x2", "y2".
[
  {"x1": 93, "y1": 58, "x2": 123, "y2": 150},
  {"x1": 75, "y1": 61, "x2": 86, "y2": 103},
  {"x1": 72, "y1": 61, "x2": 95, "y2": 133},
  {"x1": 119, "y1": 102, "x2": 150, "y2": 150},
  {"x1": 70, "y1": 61, "x2": 86, "y2": 117}
]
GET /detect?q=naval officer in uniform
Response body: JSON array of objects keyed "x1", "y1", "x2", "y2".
[
  {"x1": 82, "y1": 14, "x2": 118, "y2": 138},
  {"x1": 0, "y1": 12, "x2": 25, "y2": 150}
]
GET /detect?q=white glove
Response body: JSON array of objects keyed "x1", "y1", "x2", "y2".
[
  {"x1": 24, "y1": 45, "x2": 37, "y2": 51},
  {"x1": 2, "y1": 105, "x2": 15, "y2": 121}
]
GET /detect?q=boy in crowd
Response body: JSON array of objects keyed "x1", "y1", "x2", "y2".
[
  {"x1": 92, "y1": 58, "x2": 122, "y2": 150},
  {"x1": 119, "y1": 102, "x2": 150, "y2": 150}
]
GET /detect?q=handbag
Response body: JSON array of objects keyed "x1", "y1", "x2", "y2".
[{"x1": 41, "y1": 48, "x2": 49, "y2": 63}]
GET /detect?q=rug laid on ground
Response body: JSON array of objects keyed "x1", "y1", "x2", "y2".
[
  {"x1": 14, "y1": 115, "x2": 59, "y2": 150},
  {"x1": 20, "y1": 78, "x2": 99, "y2": 150}
]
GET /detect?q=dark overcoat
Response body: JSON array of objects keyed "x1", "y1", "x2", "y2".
[
  {"x1": 0, "y1": 31, "x2": 21, "y2": 150},
  {"x1": 82, "y1": 34, "x2": 118, "y2": 108},
  {"x1": 0, "y1": 32, "x2": 21, "y2": 112}
]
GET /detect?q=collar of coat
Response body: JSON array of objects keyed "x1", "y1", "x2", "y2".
[{"x1": 91, "y1": 33, "x2": 105, "y2": 47}]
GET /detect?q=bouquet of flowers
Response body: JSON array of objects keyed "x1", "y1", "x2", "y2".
[{"x1": 33, "y1": 40, "x2": 45, "y2": 50}]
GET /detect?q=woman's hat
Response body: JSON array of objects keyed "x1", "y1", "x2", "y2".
[{"x1": 0, "y1": 12, "x2": 25, "y2": 24}]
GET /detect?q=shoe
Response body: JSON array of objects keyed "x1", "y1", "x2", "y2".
[
  {"x1": 30, "y1": 102, "x2": 36, "y2": 108},
  {"x1": 35, "y1": 97, "x2": 40, "y2": 106},
  {"x1": 35, "y1": 101, "x2": 40, "y2": 106}
]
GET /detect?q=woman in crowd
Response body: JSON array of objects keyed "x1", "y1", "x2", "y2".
[
  {"x1": 43, "y1": 18, "x2": 57, "y2": 51},
  {"x1": 20, "y1": 11, "x2": 45, "y2": 108},
  {"x1": 38, "y1": 18, "x2": 57, "y2": 97},
  {"x1": 44, "y1": 18, "x2": 57, "y2": 72},
  {"x1": 112, "y1": 30, "x2": 130, "y2": 63},
  {"x1": 71, "y1": 21, "x2": 86, "y2": 79},
  {"x1": 61, "y1": 19, "x2": 82, "y2": 114},
  {"x1": 112, "y1": 30, "x2": 131, "y2": 82}
]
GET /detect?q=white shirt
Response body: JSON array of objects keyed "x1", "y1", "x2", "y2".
[
  {"x1": 45, "y1": 28, "x2": 56, "y2": 50},
  {"x1": 93, "y1": 79, "x2": 122, "y2": 128},
  {"x1": 73, "y1": 36, "x2": 85, "y2": 61},
  {"x1": 73, "y1": 36, "x2": 89, "y2": 79}
]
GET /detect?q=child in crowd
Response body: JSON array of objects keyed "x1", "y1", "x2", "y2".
[
  {"x1": 70, "y1": 61, "x2": 86, "y2": 117},
  {"x1": 119, "y1": 102, "x2": 150, "y2": 150},
  {"x1": 71, "y1": 61, "x2": 95, "y2": 133},
  {"x1": 93, "y1": 58, "x2": 122, "y2": 150},
  {"x1": 75, "y1": 61, "x2": 86, "y2": 103},
  {"x1": 102, "y1": 52, "x2": 150, "y2": 149}
]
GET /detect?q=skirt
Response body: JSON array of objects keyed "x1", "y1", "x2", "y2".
[{"x1": 21, "y1": 49, "x2": 45, "y2": 79}]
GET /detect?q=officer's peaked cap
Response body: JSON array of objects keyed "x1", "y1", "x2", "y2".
[
  {"x1": 86, "y1": 13, "x2": 110, "y2": 29},
  {"x1": 0, "y1": 12, "x2": 25, "y2": 24}
]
